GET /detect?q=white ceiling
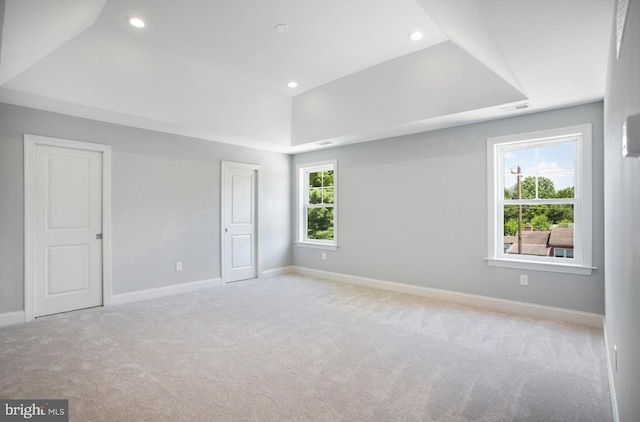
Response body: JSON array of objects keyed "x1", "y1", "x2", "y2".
[{"x1": 0, "y1": 0, "x2": 613, "y2": 153}]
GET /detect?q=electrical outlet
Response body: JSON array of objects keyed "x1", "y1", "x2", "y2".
[
  {"x1": 322, "y1": 252, "x2": 327, "y2": 261},
  {"x1": 176, "y1": 261, "x2": 182, "y2": 272},
  {"x1": 519, "y1": 274, "x2": 528, "y2": 286}
]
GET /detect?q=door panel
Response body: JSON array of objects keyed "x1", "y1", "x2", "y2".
[
  {"x1": 231, "y1": 235, "x2": 252, "y2": 268},
  {"x1": 224, "y1": 163, "x2": 258, "y2": 282},
  {"x1": 34, "y1": 145, "x2": 103, "y2": 317},
  {"x1": 232, "y1": 173, "x2": 252, "y2": 224},
  {"x1": 47, "y1": 244, "x2": 91, "y2": 295},
  {"x1": 47, "y1": 154, "x2": 92, "y2": 229}
]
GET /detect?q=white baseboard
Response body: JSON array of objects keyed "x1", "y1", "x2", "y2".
[
  {"x1": 0, "y1": 311, "x2": 26, "y2": 327},
  {"x1": 603, "y1": 322, "x2": 620, "y2": 422},
  {"x1": 292, "y1": 267, "x2": 604, "y2": 328},
  {"x1": 262, "y1": 266, "x2": 295, "y2": 276},
  {"x1": 110, "y1": 278, "x2": 223, "y2": 306}
]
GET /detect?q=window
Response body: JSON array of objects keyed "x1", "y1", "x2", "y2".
[
  {"x1": 554, "y1": 248, "x2": 574, "y2": 258},
  {"x1": 296, "y1": 160, "x2": 338, "y2": 249},
  {"x1": 486, "y1": 125, "x2": 593, "y2": 275}
]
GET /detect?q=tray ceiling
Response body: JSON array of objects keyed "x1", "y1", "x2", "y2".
[{"x1": 0, "y1": 0, "x2": 612, "y2": 152}]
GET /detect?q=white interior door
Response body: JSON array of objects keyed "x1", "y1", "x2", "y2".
[
  {"x1": 34, "y1": 144, "x2": 103, "y2": 317},
  {"x1": 223, "y1": 162, "x2": 258, "y2": 283}
]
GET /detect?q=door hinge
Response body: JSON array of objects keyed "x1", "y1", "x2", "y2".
[{"x1": 96, "y1": 234, "x2": 103, "y2": 240}]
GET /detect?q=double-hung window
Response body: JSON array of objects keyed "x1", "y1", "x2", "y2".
[
  {"x1": 296, "y1": 160, "x2": 338, "y2": 249},
  {"x1": 486, "y1": 124, "x2": 594, "y2": 274}
]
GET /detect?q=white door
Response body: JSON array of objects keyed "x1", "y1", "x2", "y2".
[
  {"x1": 33, "y1": 144, "x2": 103, "y2": 317},
  {"x1": 223, "y1": 162, "x2": 259, "y2": 282}
]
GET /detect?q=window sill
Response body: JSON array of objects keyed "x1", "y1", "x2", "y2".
[
  {"x1": 295, "y1": 241, "x2": 338, "y2": 251},
  {"x1": 485, "y1": 258, "x2": 596, "y2": 275}
]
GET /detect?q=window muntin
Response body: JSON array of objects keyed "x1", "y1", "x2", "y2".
[
  {"x1": 297, "y1": 161, "x2": 337, "y2": 248},
  {"x1": 487, "y1": 125, "x2": 593, "y2": 274}
]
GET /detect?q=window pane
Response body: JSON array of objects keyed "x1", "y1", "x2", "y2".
[
  {"x1": 504, "y1": 149, "x2": 534, "y2": 198},
  {"x1": 503, "y1": 204, "x2": 574, "y2": 257},
  {"x1": 537, "y1": 143, "x2": 575, "y2": 196},
  {"x1": 309, "y1": 171, "x2": 323, "y2": 188},
  {"x1": 309, "y1": 188, "x2": 322, "y2": 204},
  {"x1": 307, "y1": 207, "x2": 334, "y2": 240},
  {"x1": 323, "y1": 170, "x2": 334, "y2": 187},
  {"x1": 503, "y1": 143, "x2": 575, "y2": 200},
  {"x1": 324, "y1": 187, "x2": 334, "y2": 204}
]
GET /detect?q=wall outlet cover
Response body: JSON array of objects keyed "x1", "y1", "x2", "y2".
[{"x1": 519, "y1": 274, "x2": 528, "y2": 285}]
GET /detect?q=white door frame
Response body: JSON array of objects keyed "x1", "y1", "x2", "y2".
[
  {"x1": 24, "y1": 134, "x2": 112, "y2": 321},
  {"x1": 220, "y1": 161, "x2": 261, "y2": 283}
]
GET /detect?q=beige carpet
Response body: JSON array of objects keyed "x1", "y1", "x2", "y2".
[{"x1": 0, "y1": 274, "x2": 612, "y2": 421}]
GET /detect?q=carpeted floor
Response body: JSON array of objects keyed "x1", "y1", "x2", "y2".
[{"x1": 0, "y1": 274, "x2": 612, "y2": 421}]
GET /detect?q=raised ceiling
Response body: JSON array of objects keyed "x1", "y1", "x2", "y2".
[{"x1": 0, "y1": 0, "x2": 612, "y2": 153}]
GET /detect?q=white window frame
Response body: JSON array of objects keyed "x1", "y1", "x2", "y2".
[
  {"x1": 486, "y1": 124, "x2": 595, "y2": 275},
  {"x1": 295, "y1": 160, "x2": 338, "y2": 250}
]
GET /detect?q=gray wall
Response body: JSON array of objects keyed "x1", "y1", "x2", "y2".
[
  {"x1": 0, "y1": 103, "x2": 292, "y2": 312},
  {"x1": 293, "y1": 102, "x2": 605, "y2": 314},
  {"x1": 604, "y1": 1, "x2": 640, "y2": 420}
]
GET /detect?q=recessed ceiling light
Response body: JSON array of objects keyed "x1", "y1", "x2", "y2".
[
  {"x1": 128, "y1": 17, "x2": 145, "y2": 28},
  {"x1": 287, "y1": 81, "x2": 298, "y2": 89},
  {"x1": 275, "y1": 24, "x2": 289, "y2": 33},
  {"x1": 408, "y1": 31, "x2": 424, "y2": 41}
]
